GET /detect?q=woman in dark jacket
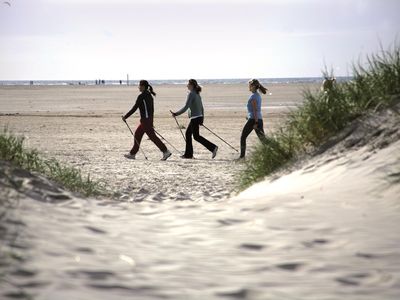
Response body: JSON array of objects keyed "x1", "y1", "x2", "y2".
[{"x1": 122, "y1": 80, "x2": 171, "y2": 160}]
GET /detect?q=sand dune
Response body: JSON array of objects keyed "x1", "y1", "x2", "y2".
[
  {"x1": 1, "y1": 85, "x2": 399, "y2": 299},
  {"x1": 237, "y1": 102, "x2": 400, "y2": 201}
]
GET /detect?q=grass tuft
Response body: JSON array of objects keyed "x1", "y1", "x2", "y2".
[
  {"x1": 240, "y1": 43, "x2": 400, "y2": 189},
  {"x1": 0, "y1": 128, "x2": 105, "y2": 197}
]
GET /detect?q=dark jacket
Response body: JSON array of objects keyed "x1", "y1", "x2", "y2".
[{"x1": 124, "y1": 91, "x2": 154, "y2": 120}]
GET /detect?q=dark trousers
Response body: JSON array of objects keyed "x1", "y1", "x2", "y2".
[
  {"x1": 240, "y1": 118, "x2": 265, "y2": 158},
  {"x1": 184, "y1": 117, "x2": 217, "y2": 158},
  {"x1": 130, "y1": 118, "x2": 167, "y2": 155}
]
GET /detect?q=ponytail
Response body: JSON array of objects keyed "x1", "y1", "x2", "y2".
[
  {"x1": 258, "y1": 84, "x2": 267, "y2": 94},
  {"x1": 139, "y1": 80, "x2": 156, "y2": 96},
  {"x1": 148, "y1": 84, "x2": 156, "y2": 96},
  {"x1": 188, "y1": 79, "x2": 202, "y2": 94},
  {"x1": 249, "y1": 79, "x2": 267, "y2": 94},
  {"x1": 194, "y1": 85, "x2": 202, "y2": 94}
]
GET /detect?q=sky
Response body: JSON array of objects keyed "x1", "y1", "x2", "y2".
[{"x1": 0, "y1": 0, "x2": 399, "y2": 80}]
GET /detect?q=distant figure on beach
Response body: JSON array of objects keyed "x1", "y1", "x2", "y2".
[
  {"x1": 119, "y1": 80, "x2": 122, "y2": 85},
  {"x1": 322, "y1": 77, "x2": 336, "y2": 93},
  {"x1": 239, "y1": 79, "x2": 267, "y2": 159},
  {"x1": 122, "y1": 80, "x2": 172, "y2": 161},
  {"x1": 171, "y1": 79, "x2": 218, "y2": 159}
]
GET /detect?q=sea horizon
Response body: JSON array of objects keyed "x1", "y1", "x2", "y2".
[{"x1": 0, "y1": 76, "x2": 351, "y2": 86}]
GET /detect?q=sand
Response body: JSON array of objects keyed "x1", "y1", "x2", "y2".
[
  {"x1": 0, "y1": 83, "x2": 315, "y2": 201},
  {"x1": 1, "y1": 84, "x2": 400, "y2": 299}
]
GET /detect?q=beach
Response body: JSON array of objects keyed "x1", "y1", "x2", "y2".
[
  {"x1": 0, "y1": 83, "x2": 314, "y2": 201},
  {"x1": 1, "y1": 0, "x2": 399, "y2": 297},
  {"x1": 1, "y1": 83, "x2": 399, "y2": 300}
]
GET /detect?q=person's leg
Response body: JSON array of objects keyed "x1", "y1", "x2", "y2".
[
  {"x1": 192, "y1": 118, "x2": 217, "y2": 152},
  {"x1": 184, "y1": 120, "x2": 194, "y2": 158},
  {"x1": 130, "y1": 123, "x2": 145, "y2": 155},
  {"x1": 142, "y1": 119, "x2": 168, "y2": 153},
  {"x1": 240, "y1": 119, "x2": 255, "y2": 158},
  {"x1": 255, "y1": 119, "x2": 267, "y2": 143}
]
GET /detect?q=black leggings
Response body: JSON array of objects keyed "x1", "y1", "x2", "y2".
[
  {"x1": 184, "y1": 117, "x2": 217, "y2": 158},
  {"x1": 240, "y1": 118, "x2": 265, "y2": 158}
]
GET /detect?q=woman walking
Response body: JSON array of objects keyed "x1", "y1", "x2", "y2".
[
  {"x1": 171, "y1": 79, "x2": 218, "y2": 159},
  {"x1": 122, "y1": 80, "x2": 172, "y2": 160},
  {"x1": 239, "y1": 79, "x2": 267, "y2": 159}
]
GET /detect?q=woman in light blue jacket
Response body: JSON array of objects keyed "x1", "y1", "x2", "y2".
[
  {"x1": 171, "y1": 79, "x2": 218, "y2": 159},
  {"x1": 240, "y1": 79, "x2": 267, "y2": 158}
]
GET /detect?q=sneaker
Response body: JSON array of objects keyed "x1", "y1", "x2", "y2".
[
  {"x1": 180, "y1": 155, "x2": 193, "y2": 159},
  {"x1": 161, "y1": 150, "x2": 172, "y2": 161},
  {"x1": 124, "y1": 153, "x2": 136, "y2": 159},
  {"x1": 212, "y1": 146, "x2": 218, "y2": 159}
]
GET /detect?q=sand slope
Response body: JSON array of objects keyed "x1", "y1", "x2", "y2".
[
  {"x1": 1, "y1": 105, "x2": 399, "y2": 299},
  {"x1": 237, "y1": 102, "x2": 400, "y2": 201},
  {"x1": 1, "y1": 89, "x2": 400, "y2": 299}
]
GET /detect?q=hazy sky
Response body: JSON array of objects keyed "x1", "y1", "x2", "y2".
[{"x1": 0, "y1": 0, "x2": 399, "y2": 80}]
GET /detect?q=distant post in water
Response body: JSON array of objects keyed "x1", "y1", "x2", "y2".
[{"x1": 127, "y1": 74, "x2": 129, "y2": 86}]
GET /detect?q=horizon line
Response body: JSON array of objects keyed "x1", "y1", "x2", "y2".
[{"x1": 0, "y1": 75, "x2": 351, "y2": 82}]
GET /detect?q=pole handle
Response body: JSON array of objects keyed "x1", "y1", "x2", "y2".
[{"x1": 170, "y1": 111, "x2": 186, "y2": 142}]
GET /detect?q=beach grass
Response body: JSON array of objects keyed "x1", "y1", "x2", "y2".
[
  {"x1": 0, "y1": 128, "x2": 105, "y2": 197},
  {"x1": 240, "y1": 44, "x2": 400, "y2": 189}
]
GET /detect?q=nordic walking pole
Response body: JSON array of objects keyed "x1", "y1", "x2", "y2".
[
  {"x1": 122, "y1": 118, "x2": 148, "y2": 160},
  {"x1": 170, "y1": 110, "x2": 186, "y2": 142},
  {"x1": 153, "y1": 128, "x2": 182, "y2": 154},
  {"x1": 201, "y1": 124, "x2": 239, "y2": 152}
]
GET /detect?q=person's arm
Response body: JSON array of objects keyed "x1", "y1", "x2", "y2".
[
  {"x1": 172, "y1": 93, "x2": 192, "y2": 116},
  {"x1": 122, "y1": 95, "x2": 141, "y2": 121},
  {"x1": 251, "y1": 99, "x2": 258, "y2": 128},
  {"x1": 200, "y1": 103, "x2": 205, "y2": 125}
]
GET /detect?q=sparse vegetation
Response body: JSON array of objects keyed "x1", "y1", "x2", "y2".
[
  {"x1": 0, "y1": 128, "x2": 105, "y2": 196},
  {"x1": 240, "y1": 44, "x2": 400, "y2": 188}
]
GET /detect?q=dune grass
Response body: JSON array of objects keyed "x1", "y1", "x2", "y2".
[
  {"x1": 240, "y1": 44, "x2": 400, "y2": 189},
  {"x1": 0, "y1": 129, "x2": 105, "y2": 197}
]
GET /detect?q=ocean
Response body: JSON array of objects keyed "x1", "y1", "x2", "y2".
[{"x1": 0, "y1": 77, "x2": 351, "y2": 86}]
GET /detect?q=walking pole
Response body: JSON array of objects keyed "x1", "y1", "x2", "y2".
[
  {"x1": 153, "y1": 128, "x2": 183, "y2": 154},
  {"x1": 170, "y1": 110, "x2": 186, "y2": 142},
  {"x1": 201, "y1": 124, "x2": 239, "y2": 153},
  {"x1": 122, "y1": 118, "x2": 148, "y2": 160}
]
